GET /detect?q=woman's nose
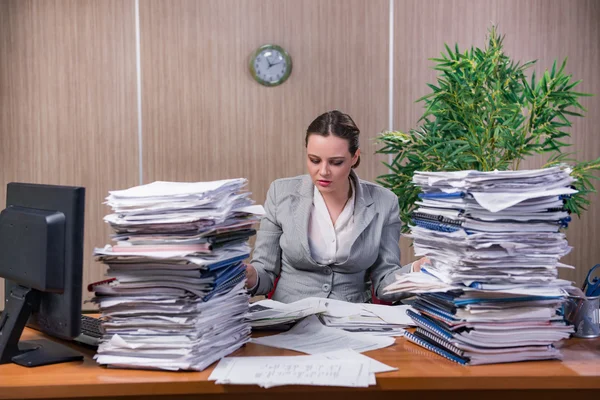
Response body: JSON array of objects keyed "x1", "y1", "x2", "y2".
[{"x1": 319, "y1": 164, "x2": 330, "y2": 176}]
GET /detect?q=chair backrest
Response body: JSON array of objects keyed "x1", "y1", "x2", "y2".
[
  {"x1": 267, "y1": 276, "x2": 279, "y2": 299},
  {"x1": 371, "y1": 291, "x2": 392, "y2": 305}
]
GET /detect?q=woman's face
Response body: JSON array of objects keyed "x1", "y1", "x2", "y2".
[{"x1": 306, "y1": 134, "x2": 359, "y2": 195}]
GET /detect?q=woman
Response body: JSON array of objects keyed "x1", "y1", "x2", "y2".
[{"x1": 245, "y1": 110, "x2": 427, "y2": 303}]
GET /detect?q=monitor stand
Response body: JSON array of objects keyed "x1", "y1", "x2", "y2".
[{"x1": 0, "y1": 285, "x2": 83, "y2": 367}]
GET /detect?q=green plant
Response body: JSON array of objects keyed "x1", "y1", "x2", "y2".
[{"x1": 376, "y1": 26, "x2": 600, "y2": 232}]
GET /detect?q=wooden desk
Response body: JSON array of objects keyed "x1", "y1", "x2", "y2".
[{"x1": 0, "y1": 327, "x2": 598, "y2": 400}]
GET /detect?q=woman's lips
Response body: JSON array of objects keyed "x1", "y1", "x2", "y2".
[{"x1": 317, "y1": 180, "x2": 332, "y2": 187}]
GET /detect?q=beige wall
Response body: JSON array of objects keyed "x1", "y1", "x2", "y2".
[
  {"x1": 140, "y1": 0, "x2": 389, "y2": 200},
  {"x1": 0, "y1": 0, "x2": 599, "y2": 309},
  {"x1": 0, "y1": 0, "x2": 139, "y2": 309}
]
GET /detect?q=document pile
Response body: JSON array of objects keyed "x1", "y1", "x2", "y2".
[
  {"x1": 384, "y1": 167, "x2": 576, "y2": 365},
  {"x1": 248, "y1": 297, "x2": 412, "y2": 336},
  {"x1": 247, "y1": 299, "x2": 328, "y2": 328},
  {"x1": 317, "y1": 299, "x2": 411, "y2": 336},
  {"x1": 251, "y1": 315, "x2": 396, "y2": 354},
  {"x1": 91, "y1": 179, "x2": 264, "y2": 371},
  {"x1": 209, "y1": 349, "x2": 397, "y2": 388}
]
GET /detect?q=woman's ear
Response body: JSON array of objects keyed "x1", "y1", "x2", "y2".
[{"x1": 352, "y1": 148, "x2": 361, "y2": 167}]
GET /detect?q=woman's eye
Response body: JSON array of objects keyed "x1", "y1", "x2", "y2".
[
  {"x1": 331, "y1": 161, "x2": 343, "y2": 166},
  {"x1": 310, "y1": 159, "x2": 320, "y2": 164}
]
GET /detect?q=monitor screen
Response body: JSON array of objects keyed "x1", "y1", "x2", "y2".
[{"x1": 0, "y1": 182, "x2": 85, "y2": 367}]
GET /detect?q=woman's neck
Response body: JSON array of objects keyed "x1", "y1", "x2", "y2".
[{"x1": 321, "y1": 177, "x2": 352, "y2": 206}]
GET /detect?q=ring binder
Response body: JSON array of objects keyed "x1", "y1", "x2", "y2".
[
  {"x1": 415, "y1": 328, "x2": 465, "y2": 357},
  {"x1": 407, "y1": 309, "x2": 454, "y2": 340},
  {"x1": 411, "y1": 212, "x2": 464, "y2": 226},
  {"x1": 411, "y1": 219, "x2": 461, "y2": 233},
  {"x1": 404, "y1": 331, "x2": 467, "y2": 365}
]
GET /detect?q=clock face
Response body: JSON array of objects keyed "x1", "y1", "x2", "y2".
[{"x1": 250, "y1": 45, "x2": 292, "y2": 86}]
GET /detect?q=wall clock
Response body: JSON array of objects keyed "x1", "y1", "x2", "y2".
[{"x1": 249, "y1": 44, "x2": 292, "y2": 87}]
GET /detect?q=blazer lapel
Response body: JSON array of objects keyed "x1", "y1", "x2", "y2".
[
  {"x1": 291, "y1": 171, "x2": 375, "y2": 265},
  {"x1": 293, "y1": 175, "x2": 317, "y2": 264},
  {"x1": 346, "y1": 170, "x2": 376, "y2": 250}
]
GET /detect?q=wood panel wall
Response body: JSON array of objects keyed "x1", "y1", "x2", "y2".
[
  {"x1": 0, "y1": 0, "x2": 138, "y2": 308},
  {"x1": 394, "y1": 0, "x2": 600, "y2": 284},
  {"x1": 1, "y1": 0, "x2": 599, "y2": 310},
  {"x1": 140, "y1": 0, "x2": 389, "y2": 203}
]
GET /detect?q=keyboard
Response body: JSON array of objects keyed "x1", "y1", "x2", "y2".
[{"x1": 74, "y1": 315, "x2": 103, "y2": 347}]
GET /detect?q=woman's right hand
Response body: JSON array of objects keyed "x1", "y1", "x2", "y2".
[
  {"x1": 411, "y1": 257, "x2": 431, "y2": 272},
  {"x1": 244, "y1": 263, "x2": 258, "y2": 289}
]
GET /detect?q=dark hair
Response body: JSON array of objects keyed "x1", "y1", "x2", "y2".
[{"x1": 305, "y1": 110, "x2": 361, "y2": 168}]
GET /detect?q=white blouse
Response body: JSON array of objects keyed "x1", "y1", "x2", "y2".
[{"x1": 308, "y1": 178, "x2": 356, "y2": 265}]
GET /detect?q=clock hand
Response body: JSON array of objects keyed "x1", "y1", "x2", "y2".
[
  {"x1": 267, "y1": 61, "x2": 282, "y2": 71},
  {"x1": 269, "y1": 53, "x2": 280, "y2": 66},
  {"x1": 264, "y1": 55, "x2": 272, "y2": 68}
]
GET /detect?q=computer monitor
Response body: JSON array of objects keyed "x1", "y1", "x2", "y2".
[{"x1": 0, "y1": 182, "x2": 85, "y2": 367}]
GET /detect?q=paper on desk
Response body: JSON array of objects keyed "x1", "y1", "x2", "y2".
[
  {"x1": 248, "y1": 298, "x2": 327, "y2": 318},
  {"x1": 315, "y1": 298, "x2": 361, "y2": 317},
  {"x1": 209, "y1": 356, "x2": 371, "y2": 388},
  {"x1": 316, "y1": 349, "x2": 397, "y2": 374},
  {"x1": 362, "y1": 304, "x2": 413, "y2": 325},
  {"x1": 209, "y1": 349, "x2": 395, "y2": 388},
  {"x1": 299, "y1": 297, "x2": 410, "y2": 322},
  {"x1": 209, "y1": 356, "x2": 284, "y2": 381},
  {"x1": 251, "y1": 315, "x2": 395, "y2": 354}
]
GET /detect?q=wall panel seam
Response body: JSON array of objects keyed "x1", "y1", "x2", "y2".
[{"x1": 135, "y1": 0, "x2": 143, "y2": 185}]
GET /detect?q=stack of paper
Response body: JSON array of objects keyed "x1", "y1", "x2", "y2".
[
  {"x1": 248, "y1": 297, "x2": 412, "y2": 336},
  {"x1": 316, "y1": 298, "x2": 411, "y2": 336},
  {"x1": 104, "y1": 179, "x2": 263, "y2": 249},
  {"x1": 251, "y1": 315, "x2": 396, "y2": 354},
  {"x1": 248, "y1": 299, "x2": 328, "y2": 328},
  {"x1": 91, "y1": 179, "x2": 264, "y2": 371},
  {"x1": 209, "y1": 349, "x2": 397, "y2": 388},
  {"x1": 384, "y1": 167, "x2": 576, "y2": 365}
]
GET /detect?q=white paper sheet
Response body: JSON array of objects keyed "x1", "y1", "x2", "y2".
[
  {"x1": 209, "y1": 355, "x2": 371, "y2": 388},
  {"x1": 316, "y1": 349, "x2": 397, "y2": 373},
  {"x1": 362, "y1": 304, "x2": 414, "y2": 325},
  {"x1": 251, "y1": 315, "x2": 395, "y2": 354}
]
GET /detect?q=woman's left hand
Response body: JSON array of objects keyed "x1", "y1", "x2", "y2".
[{"x1": 411, "y1": 257, "x2": 431, "y2": 272}]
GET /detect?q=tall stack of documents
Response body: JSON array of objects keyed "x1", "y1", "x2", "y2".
[
  {"x1": 384, "y1": 167, "x2": 576, "y2": 365},
  {"x1": 91, "y1": 179, "x2": 264, "y2": 371}
]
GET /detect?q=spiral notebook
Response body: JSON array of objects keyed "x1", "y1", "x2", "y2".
[
  {"x1": 407, "y1": 309, "x2": 455, "y2": 339},
  {"x1": 405, "y1": 308, "x2": 469, "y2": 365},
  {"x1": 411, "y1": 218, "x2": 462, "y2": 233},
  {"x1": 411, "y1": 212, "x2": 464, "y2": 226},
  {"x1": 411, "y1": 301, "x2": 459, "y2": 325},
  {"x1": 414, "y1": 328, "x2": 465, "y2": 357},
  {"x1": 404, "y1": 331, "x2": 468, "y2": 365}
]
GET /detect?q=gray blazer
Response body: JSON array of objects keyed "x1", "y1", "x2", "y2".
[{"x1": 250, "y1": 170, "x2": 410, "y2": 303}]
